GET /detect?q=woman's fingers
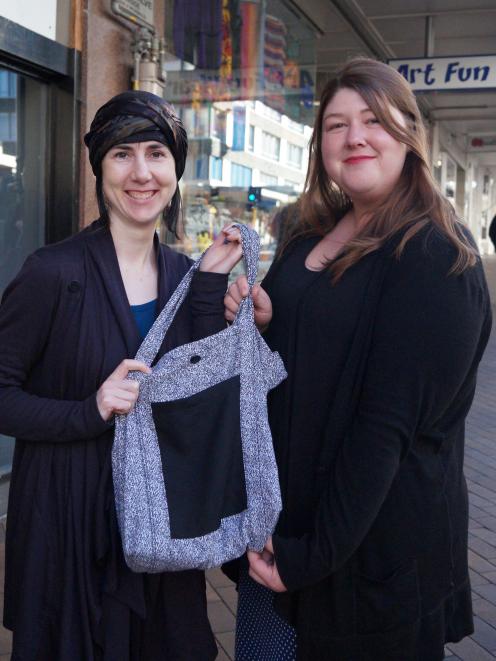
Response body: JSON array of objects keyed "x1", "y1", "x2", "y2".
[
  {"x1": 105, "y1": 381, "x2": 139, "y2": 402},
  {"x1": 221, "y1": 224, "x2": 242, "y2": 244},
  {"x1": 226, "y1": 284, "x2": 243, "y2": 305},
  {"x1": 252, "y1": 284, "x2": 271, "y2": 310},
  {"x1": 247, "y1": 550, "x2": 272, "y2": 588},
  {"x1": 199, "y1": 224, "x2": 243, "y2": 274},
  {"x1": 224, "y1": 276, "x2": 250, "y2": 321},
  {"x1": 247, "y1": 547, "x2": 287, "y2": 592},
  {"x1": 224, "y1": 297, "x2": 238, "y2": 322},
  {"x1": 235, "y1": 275, "x2": 250, "y2": 298},
  {"x1": 111, "y1": 359, "x2": 151, "y2": 380},
  {"x1": 96, "y1": 359, "x2": 150, "y2": 421},
  {"x1": 224, "y1": 277, "x2": 273, "y2": 329},
  {"x1": 103, "y1": 395, "x2": 136, "y2": 415},
  {"x1": 97, "y1": 383, "x2": 140, "y2": 418},
  {"x1": 252, "y1": 284, "x2": 273, "y2": 330},
  {"x1": 227, "y1": 276, "x2": 249, "y2": 303},
  {"x1": 107, "y1": 379, "x2": 140, "y2": 393}
]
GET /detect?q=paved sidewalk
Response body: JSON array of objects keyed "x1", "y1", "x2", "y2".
[{"x1": 0, "y1": 258, "x2": 495, "y2": 660}]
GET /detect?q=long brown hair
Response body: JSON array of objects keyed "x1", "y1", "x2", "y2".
[{"x1": 288, "y1": 57, "x2": 477, "y2": 279}]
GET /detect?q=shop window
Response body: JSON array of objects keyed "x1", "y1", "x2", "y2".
[
  {"x1": 262, "y1": 131, "x2": 280, "y2": 161},
  {"x1": 195, "y1": 156, "x2": 209, "y2": 180},
  {"x1": 182, "y1": 107, "x2": 210, "y2": 138},
  {"x1": 212, "y1": 109, "x2": 227, "y2": 143},
  {"x1": 231, "y1": 163, "x2": 252, "y2": 187},
  {"x1": 287, "y1": 143, "x2": 303, "y2": 168},
  {"x1": 0, "y1": 67, "x2": 48, "y2": 471},
  {"x1": 0, "y1": 68, "x2": 47, "y2": 294},
  {"x1": 260, "y1": 172, "x2": 277, "y2": 186},
  {"x1": 164, "y1": 0, "x2": 318, "y2": 273},
  {"x1": 248, "y1": 125, "x2": 255, "y2": 151},
  {"x1": 210, "y1": 156, "x2": 223, "y2": 180}
]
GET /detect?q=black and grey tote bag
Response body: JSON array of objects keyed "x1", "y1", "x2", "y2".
[{"x1": 112, "y1": 224, "x2": 286, "y2": 572}]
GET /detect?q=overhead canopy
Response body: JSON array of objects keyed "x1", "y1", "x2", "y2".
[{"x1": 291, "y1": 0, "x2": 496, "y2": 166}]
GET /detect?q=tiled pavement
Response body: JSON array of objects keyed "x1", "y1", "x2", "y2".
[{"x1": 0, "y1": 257, "x2": 495, "y2": 660}]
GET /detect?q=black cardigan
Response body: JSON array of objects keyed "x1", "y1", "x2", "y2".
[
  {"x1": 0, "y1": 219, "x2": 227, "y2": 661},
  {"x1": 262, "y1": 225, "x2": 492, "y2": 660}
]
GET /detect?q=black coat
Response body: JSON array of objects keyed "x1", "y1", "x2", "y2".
[
  {"x1": 0, "y1": 219, "x2": 227, "y2": 661},
  {"x1": 489, "y1": 214, "x2": 496, "y2": 251},
  {"x1": 261, "y1": 225, "x2": 492, "y2": 660}
]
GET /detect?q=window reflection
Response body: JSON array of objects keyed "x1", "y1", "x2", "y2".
[
  {"x1": 162, "y1": 0, "x2": 317, "y2": 268},
  {"x1": 0, "y1": 68, "x2": 47, "y2": 470}
]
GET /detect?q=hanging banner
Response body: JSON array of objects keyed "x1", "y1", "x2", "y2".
[
  {"x1": 389, "y1": 55, "x2": 496, "y2": 92},
  {"x1": 111, "y1": 0, "x2": 154, "y2": 30}
]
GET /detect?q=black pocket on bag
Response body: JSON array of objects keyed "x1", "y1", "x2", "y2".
[{"x1": 151, "y1": 375, "x2": 247, "y2": 539}]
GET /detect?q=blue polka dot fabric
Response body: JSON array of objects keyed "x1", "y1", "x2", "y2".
[{"x1": 235, "y1": 571, "x2": 297, "y2": 660}]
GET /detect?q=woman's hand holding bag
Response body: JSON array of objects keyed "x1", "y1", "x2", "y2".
[{"x1": 224, "y1": 275, "x2": 273, "y2": 331}]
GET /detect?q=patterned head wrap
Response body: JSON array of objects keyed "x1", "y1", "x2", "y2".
[{"x1": 84, "y1": 90, "x2": 188, "y2": 180}]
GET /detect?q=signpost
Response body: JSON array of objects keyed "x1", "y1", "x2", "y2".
[
  {"x1": 388, "y1": 55, "x2": 496, "y2": 92},
  {"x1": 111, "y1": 0, "x2": 154, "y2": 31}
]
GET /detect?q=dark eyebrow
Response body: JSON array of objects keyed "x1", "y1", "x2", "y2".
[{"x1": 110, "y1": 143, "x2": 167, "y2": 150}]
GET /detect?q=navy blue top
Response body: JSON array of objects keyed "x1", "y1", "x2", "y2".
[{"x1": 130, "y1": 298, "x2": 158, "y2": 338}]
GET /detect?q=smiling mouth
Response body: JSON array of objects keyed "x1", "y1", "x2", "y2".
[
  {"x1": 344, "y1": 156, "x2": 375, "y2": 164},
  {"x1": 125, "y1": 190, "x2": 158, "y2": 200}
]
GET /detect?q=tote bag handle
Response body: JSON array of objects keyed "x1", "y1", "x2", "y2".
[{"x1": 135, "y1": 223, "x2": 260, "y2": 368}]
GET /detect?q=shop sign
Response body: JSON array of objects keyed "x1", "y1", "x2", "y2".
[
  {"x1": 111, "y1": 0, "x2": 154, "y2": 30},
  {"x1": 388, "y1": 55, "x2": 496, "y2": 91}
]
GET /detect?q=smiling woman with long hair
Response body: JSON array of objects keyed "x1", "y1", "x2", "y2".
[
  {"x1": 225, "y1": 58, "x2": 492, "y2": 661},
  {"x1": 0, "y1": 90, "x2": 242, "y2": 661}
]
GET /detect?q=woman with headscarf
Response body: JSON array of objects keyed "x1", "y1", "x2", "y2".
[{"x1": 0, "y1": 90, "x2": 241, "y2": 660}]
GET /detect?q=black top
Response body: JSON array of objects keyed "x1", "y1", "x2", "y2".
[
  {"x1": 265, "y1": 236, "x2": 376, "y2": 538},
  {"x1": 260, "y1": 225, "x2": 492, "y2": 660},
  {"x1": 0, "y1": 219, "x2": 227, "y2": 661}
]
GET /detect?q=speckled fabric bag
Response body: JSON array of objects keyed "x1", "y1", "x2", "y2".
[{"x1": 113, "y1": 224, "x2": 286, "y2": 572}]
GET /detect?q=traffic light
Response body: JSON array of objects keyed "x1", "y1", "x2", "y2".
[
  {"x1": 246, "y1": 186, "x2": 262, "y2": 211},
  {"x1": 247, "y1": 186, "x2": 262, "y2": 205}
]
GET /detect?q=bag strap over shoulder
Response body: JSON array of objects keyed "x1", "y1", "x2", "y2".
[{"x1": 135, "y1": 223, "x2": 260, "y2": 367}]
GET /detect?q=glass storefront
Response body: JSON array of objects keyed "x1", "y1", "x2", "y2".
[
  {"x1": 162, "y1": 0, "x2": 318, "y2": 277},
  {"x1": 0, "y1": 67, "x2": 48, "y2": 470}
]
